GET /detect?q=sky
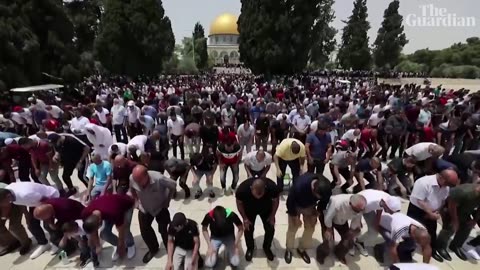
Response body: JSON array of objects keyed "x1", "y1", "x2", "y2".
[{"x1": 162, "y1": 0, "x2": 479, "y2": 54}]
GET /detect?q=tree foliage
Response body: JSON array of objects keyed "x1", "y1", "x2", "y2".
[
  {"x1": 64, "y1": 0, "x2": 102, "y2": 54},
  {"x1": 95, "y1": 0, "x2": 175, "y2": 76},
  {"x1": 192, "y1": 22, "x2": 209, "y2": 70},
  {"x1": 238, "y1": 0, "x2": 322, "y2": 75},
  {"x1": 373, "y1": 0, "x2": 408, "y2": 69},
  {"x1": 309, "y1": 0, "x2": 337, "y2": 69},
  {"x1": 338, "y1": 0, "x2": 371, "y2": 70},
  {"x1": 397, "y1": 37, "x2": 480, "y2": 78}
]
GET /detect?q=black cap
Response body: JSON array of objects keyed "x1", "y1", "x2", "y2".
[
  {"x1": 47, "y1": 133, "x2": 61, "y2": 144},
  {"x1": 170, "y1": 212, "x2": 187, "y2": 227}
]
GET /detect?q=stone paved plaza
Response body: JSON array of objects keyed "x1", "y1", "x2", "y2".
[{"x1": 0, "y1": 153, "x2": 478, "y2": 270}]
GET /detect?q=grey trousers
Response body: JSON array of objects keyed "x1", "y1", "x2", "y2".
[{"x1": 173, "y1": 247, "x2": 197, "y2": 270}]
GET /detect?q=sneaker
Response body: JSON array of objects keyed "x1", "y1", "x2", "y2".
[
  {"x1": 462, "y1": 244, "x2": 480, "y2": 260},
  {"x1": 194, "y1": 190, "x2": 203, "y2": 199},
  {"x1": 30, "y1": 243, "x2": 51, "y2": 259},
  {"x1": 111, "y1": 247, "x2": 119, "y2": 261},
  {"x1": 354, "y1": 241, "x2": 368, "y2": 257},
  {"x1": 127, "y1": 246, "x2": 136, "y2": 259},
  {"x1": 50, "y1": 245, "x2": 59, "y2": 255},
  {"x1": 209, "y1": 191, "x2": 215, "y2": 198}
]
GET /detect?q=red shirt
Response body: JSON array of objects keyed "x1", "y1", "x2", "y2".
[
  {"x1": 360, "y1": 129, "x2": 374, "y2": 143},
  {"x1": 30, "y1": 141, "x2": 51, "y2": 164},
  {"x1": 6, "y1": 144, "x2": 30, "y2": 163},
  {"x1": 43, "y1": 198, "x2": 85, "y2": 223},
  {"x1": 217, "y1": 143, "x2": 241, "y2": 165},
  {"x1": 421, "y1": 127, "x2": 435, "y2": 142},
  {"x1": 81, "y1": 194, "x2": 134, "y2": 226}
]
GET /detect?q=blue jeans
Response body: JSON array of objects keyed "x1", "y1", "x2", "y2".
[
  {"x1": 204, "y1": 236, "x2": 239, "y2": 267},
  {"x1": 90, "y1": 185, "x2": 105, "y2": 199},
  {"x1": 100, "y1": 207, "x2": 134, "y2": 248}
]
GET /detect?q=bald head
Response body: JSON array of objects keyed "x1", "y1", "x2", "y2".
[
  {"x1": 413, "y1": 226, "x2": 431, "y2": 247},
  {"x1": 439, "y1": 169, "x2": 459, "y2": 187},
  {"x1": 33, "y1": 204, "x2": 54, "y2": 221},
  {"x1": 132, "y1": 165, "x2": 149, "y2": 188},
  {"x1": 291, "y1": 141, "x2": 301, "y2": 154},
  {"x1": 150, "y1": 131, "x2": 160, "y2": 141},
  {"x1": 114, "y1": 155, "x2": 126, "y2": 167},
  {"x1": 350, "y1": 194, "x2": 367, "y2": 213}
]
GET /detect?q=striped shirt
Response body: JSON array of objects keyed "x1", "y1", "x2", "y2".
[{"x1": 380, "y1": 212, "x2": 424, "y2": 243}]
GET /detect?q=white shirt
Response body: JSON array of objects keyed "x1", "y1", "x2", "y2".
[
  {"x1": 292, "y1": 115, "x2": 311, "y2": 132},
  {"x1": 368, "y1": 113, "x2": 383, "y2": 127},
  {"x1": 410, "y1": 175, "x2": 449, "y2": 212},
  {"x1": 94, "y1": 108, "x2": 110, "y2": 124},
  {"x1": 237, "y1": 124, "x2": 255, "y2": 139},
  {"x1": 372, "y1": 104, "x2": 383, "y2": 114},
  {"x1": 359, "y1": 190, "x2": 391, "y2": 213},
  {"x1": 221, "y1": 108, "x2": 235, "y2": 126},
  {"x1": 309, "y1": 120, "x2": 318, "y2": 133},
  {"x1": 47, "y1": 105, "x2": 63, "y2": 119},
  {"x1": 404, "y1": 143, "x2": 435, "y2": 161},
  {"x1": 111, "y1": 105, "x2": 127, "y2": 125},
  {"x1": 108, "y1": 143, "x2": 127, "y2": 157},
  {"x1": 29, "y1": 131, "x2": 54, "y2": 142},
  {"x1": 380, "y1": 212, "x2": 424, "y2": 243},
  {"x1": 128, "y1": 135, "x2": 148, "y2": 153},
  {"x1": 7, "y1": 182, "x2": 59, "y2": 207},
  {"x1": 341, "y1": 129, "x2": 360, "y2": 141},
  {"x1": 324, "y1": 194, "x2": 363, "y2": 229},
  {"x1": 19, "y1": 108, "x2": 33, "y2": 125},
  {"x1": 70, "y1": 116, "x2": 90, "y2": 135},
  {"x1": 10, "y1": 112, "x2": 25, "y2": 125},
  {"x1": 127, "y1": 106, "x2": 141, "y2": 123},
  {"x1": 243, "y1": 151, "x2": 272, "y2": 171},
  {"x1": 167, "y1": 117, "x2": 185, "y2": 136}
]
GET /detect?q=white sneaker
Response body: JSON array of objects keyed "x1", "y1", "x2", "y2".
[
  {"x1": 112, "y1": 247, "x2": 119, "y2": 261},
  {"x1": 30, "y1": 244, "x2": 51, "y2": 259},
  {"x1": 50, "y1": 245, "x2": 59, "y2": 255},
  {"x1": 127, "y1": 246, "x2": 136, "y2": 259},
  {"x1": 462, "y1": 244, "x2": 480, "y2": 260},
  {"x1": 354, "y1": 241, "x2": 368, "y2": 257}
]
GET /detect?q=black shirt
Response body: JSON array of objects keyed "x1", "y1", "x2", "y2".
[
  {"x1": 255, "y1": 116, "x2": 270, "y2": 137},
  {"x1": 445, "y1": 153, "x2": 478, "y2": 171},
  {"x1": 57, "y1": 135, "x2": 88, "y2": 163},
  {"x1": 201, "y1": 210, "x2": 242, "y2": 238},
  {"x1": 355, "y1": 159, "x2": 374, "y2": 172},
  {"x1": 195, "y1": 152, "x2": 216, "y2": 171},
  {"x1": 235, "y1": 178, "x2": 279, "y2": 214},
  {"x1": 200, "y1": 125, "x2": 219, "y2": 146},
  {"x1": 168, "y1": 219, "x2": 199, "y2": 250}
]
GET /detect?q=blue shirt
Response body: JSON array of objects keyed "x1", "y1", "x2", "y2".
[
  {"x1": 306, "y1": 133, "x2": 331, "y2": 160},
  {"x1": 86, "y1": 161, "x2": 112, "y2": 186},
  {"x1": 286, "y1": 173, "x2": 318, "y2": 214}
]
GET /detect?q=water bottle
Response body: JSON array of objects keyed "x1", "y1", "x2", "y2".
[{"x1": 59, "y1": 250, "x2": 69, "y2": 265}]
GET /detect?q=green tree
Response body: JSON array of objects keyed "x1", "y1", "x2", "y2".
[
  {"x1": 192, "y1": 22, "x2": 209, "y2": 70},
  {"x1": 95, "y1": 0, "x2": 175, "y2": 76},
  {"x1": 238, "y1": 0, "x2": 321, "y2": 75},
  {"x1": 64, "y1": 0, "x2": 102, "y2": 54},
  {"x1": 373, "y1": 0, "x2": 408, "y2": 69},
  {"x1": 309, "y1": 0, "x2": 337, "y2": 68},
  {"x1": 338, "y1": 0, "x2": 371, "y2": 70}
]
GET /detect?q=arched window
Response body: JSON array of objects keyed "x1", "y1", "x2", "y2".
[
  {"x1": 230, "y1": 51, "x2": 238, "y2": 59},
  {"x1": 212, "y1": 51, "x2": 218, "y2": 58}
]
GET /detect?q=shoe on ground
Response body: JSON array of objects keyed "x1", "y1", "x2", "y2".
[
  {"x1": 194, "y1": 190, "x2": 203, "y2": 199},
  {"x1": 450, "y1": 245, "x2": 468, "y2": 261},
  {"x1": 209, "y1": 191, "x2": 215, "y2": 198},
  {"x1": 50, "y1": 245, "x2": 59, "y2": 255},
  {"x1": 354, "y1": 241, "x2": 368, "y2": 257},
  {"x1": 19, "y1": 240, "x2": 32, "y2": 256},
  {"x1": 127, "y1": 245, "x2": 136, "y2": 259},
  {"x1": 245, "y1": 249, "x2": 253, "y2": 262},
  {"x1": 297, "y1": 248, "x2": 311, "y2": 264},
  {"x1": 437, "y1": 248, "x2": 451, "y2": 261},
  {"x1": 111, "y1": 246, "x2": 119, "y2": 261},
  {"x1": 79, "y1": 257, "x2": 91, "y2": 268},
  {"x1": 431, "y1": 249, "x2": 444, "y2": 262},
  {"x1": 263, "y1": 247, "x2": 274, "y2": 261},
  {"x1": 142, "y1": 249, "x2": 159, "y2": 263},
  {"x1": 284, "y1": 249, "x2": 292, "y2": 264},
  {"x1": 462, "y1": 244, "x2": 480, "y2": 260},
  {"x1": 30, "y1": 243, "x2": 51, "y2": 259}
]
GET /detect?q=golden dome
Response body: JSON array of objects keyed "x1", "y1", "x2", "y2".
[{"x1": 209, "y1": 13, "x2": 239, "y2": 36}]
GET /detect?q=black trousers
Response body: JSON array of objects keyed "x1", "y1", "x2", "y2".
[
  {"x1": 138, "y1": 208, "x2": 170, "y2": 252},
  {"x1": 276, "y1": 158, "x2": 300, "y2": 192},
  {"x1": 113, "y1": 124, "x2": 128, "y2": 143},
  {"x1": 389, "y1": 135, "x2": 405, "y2": 159},
  {"x1": 407, "y1": 203, "x2": 437, "y2": 250},
  {"x1": 307, "y1": 159, "x2": 326, "y2": 174},
  {"x1": 18, "y1": 159, "x2": 35, "y2": 183},
  {"x1": 171, "y1": 134, "x2": 185, "y2": 160},
  {"x1": 62, "y1": 159, "x2": 87, "y2": 189},
  {"x1": 244, "y1": 211, "x2": 274, "y2": 250},
  {"x1": 329, "y1": 165, "x2": 351, "y2": 193},
  {"x1": 27, "y1": 207, "x2": 48, "y2": 245}
]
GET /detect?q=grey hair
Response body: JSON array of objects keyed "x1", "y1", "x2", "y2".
[{"x1": 350, "y1": 194, "x2": 367, "y2": 209}]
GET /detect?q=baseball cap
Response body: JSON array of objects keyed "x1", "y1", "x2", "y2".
[
  {"x1": 47, "y1": 133, "x2": 61, "y2": 144},
  {"x1": 170, "y1": 212, "x2": 187, "y2": 227},
  {"x1": 384, "y1": 196, "x2": 402, "y2": 213}
]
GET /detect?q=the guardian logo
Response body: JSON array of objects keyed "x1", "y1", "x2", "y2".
[{"x1": 406, "y1": 4, "x2": 476, "y2": 27}]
